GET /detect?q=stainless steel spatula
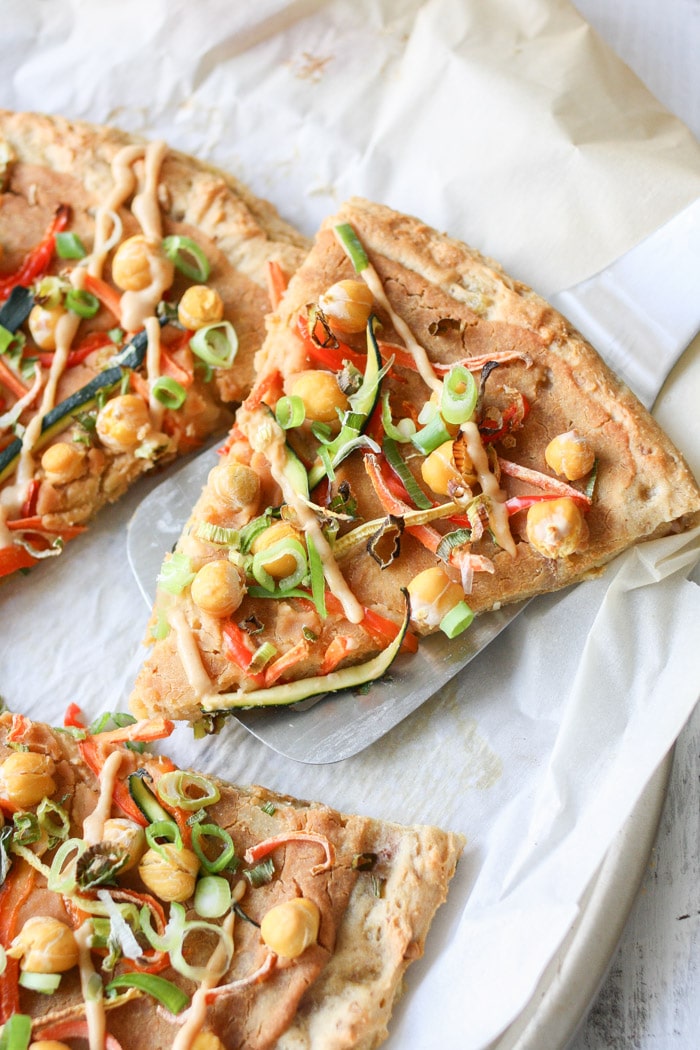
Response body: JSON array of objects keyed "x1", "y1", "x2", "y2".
[{"x1": 127, "y1": 197, "x2": 700, "y2": 763}]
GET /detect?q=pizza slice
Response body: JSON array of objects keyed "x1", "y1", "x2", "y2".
[
  {"x1": 0, "y1": 710, "x2": 463, "y2": 1049},
  {"x1": 0, "y1": 110, "x2": 309, "y2": 578},
  {"x1": 129, "y1": 197, "x2": 700, "y2": 723}
]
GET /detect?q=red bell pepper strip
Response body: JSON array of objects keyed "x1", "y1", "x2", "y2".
[
  {"x1": 35, "y1": 329, "x2": 114, "y2": 369},
  {"x1": 0, "y1": 544, "x2": 38, "y2": 579},
  {"x1": 319, "y1": 590, "x2": 418, "y2": 654},
  {"x1": 19, "y1": 479, "x2": 40, "y2": 518},
  {"x1": 296, "y1": 313, "x2": 367, "y2": 371},
  {"x1": 64, "y1": 702, "x2": 86, "y2": 729},
  {"x1": 479, "y1": 394, "x2": 530, "y2": 445},
  {"x1": 221, "y1": 622, "x2": 266, "y2": 686},
  {"x1": 78, "y1": 737, "x2": 148, "y2": 828},
  {"x1": 0, "y1": 865, "x2": 36, "y2": 1022},
  {"x1": 264, "y1": 638, "x2": 309, "y2": 686},
  {"x1": 34, "y1": 1020, "x2": 124, "y2": 1050},
  {"x1": 497, "y1": 456, "x2": 592, "y2": 509},
  {"x1": 6, "y1": 516, "x2": 88, "y2": 539},
  {"x1": 243, "y1": 367, "x2": 284, "y2": 411},
  {"x1": 0, "y1": 205, "x2": 70, "y2": 301}
]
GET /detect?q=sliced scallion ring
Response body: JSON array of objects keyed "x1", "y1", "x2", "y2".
[
  {"x1": 151, "y1": 375, "x2": 187, "y2": 409},
  {"x1": 382, "y1": 437, "x2": 433, "y2": 510},
  {"x1": 196, "y1": 521, "x2": 240, "y2": 546},
  {"x1": 155, "y1": 771, "x2": 221, "y2": 812},
  {"x1": 64, "y1": 288, "x2": 100, "y2": 319},
  {"x1": 158, "y1": 551, "x2": 196, "y2": 595},
  {"x1": 435, "y1": 527, "x2": 472, "y2": 561},
  {"x1": 439, "y1": 599, "x2": 474, "y2": 638},
  {"x1": 411, "y1": 412, "x2": 453, "y2": 456},
  {"x1": 0, "y1": 1013, "x2": 31, "y2": 1050},
  {"x1": 251, "y1": 537, "x2": 307, "y2": 593},
  {"x1": 191, "y1": 822, "x2": 235, "y2": 874},
  {"x1": 55, "y1": 231, "x2": 87, "y2": 259},
  {"x1": 194, "y1": 874, "x2": 232, "y2": 918},
  {"x1": 441, "y1": 364, "x2": 477, "y2": 425},
  {"x1": 170, "y1": 917, "x2": 234, "y2": 982},
  {"x1": 48, "y1": 837, "x2": 87, "y2": 894},
  {"x1": 37, "y1": 797, "x2": 70, "y2": 845},
  {"x1": 18, "y1": 970, "x2": 61, "y2": 994},
  {"x1": 145, "y1": 819, "x2": 182, "y2": 860},
  {"x1": 275, "y1": 394, "x2": 306, "y2": 430},
  {"x1": 106, "y1": 972, "x2": 189, "y2": 1015},
  {"x1": 140, "y1": 900, "x2": 186, "y2": 954},
  {"x1": 189, "y1": 320, "x2": 238, "y2": 369},
  {"x1": 162, "y1": 234, "x2": 210, "y2": 282}
]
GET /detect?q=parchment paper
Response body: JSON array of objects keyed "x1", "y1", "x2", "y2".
[{"x1": 2, "y1": 2, "x2": 700, "y2": 1047}]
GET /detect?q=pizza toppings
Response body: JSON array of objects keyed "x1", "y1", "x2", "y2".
[
  {"x1": 544, "y1": 429, "x2": 595, "y2": 481},
  {"x1": 260, "y1": 898, "x2": 320, "y2": 958},
  {"x1": 525, "y1": 497, "x2": 589, "y2": 559}
]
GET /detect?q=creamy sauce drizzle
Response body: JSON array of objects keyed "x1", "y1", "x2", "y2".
[
  {"x1": 82, "y1": 748, "x2": 123, "y2": 845},
  {"x1": 169, "y1": 604, "x2": 213, "y2": 698},
  {"x1": 173, "y1": 911, "x2": 235, "y2": 1050},
  {"x1": 75, "y1": 921, "x2": 106, "y2": 1050},
  {"x1": 461, "y1": 421, "x2": 516, "y2": 556},
  {"x1": 145, "y1": 316, "x2": 164, "y2": 428}
]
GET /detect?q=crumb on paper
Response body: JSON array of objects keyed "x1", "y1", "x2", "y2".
[{"x1": 292, "y1": 52, "x2": 333, "y2": 81}]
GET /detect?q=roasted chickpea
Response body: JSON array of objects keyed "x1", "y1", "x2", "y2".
[
  {"x1": 111, "y1": 234, "x2": 173, "y2": 292},
  {"x1": 290, "y1": 370, "x2": 349, "y2": 425},
  {"x1": 30, "y1": 1042, "x2": 73, "y2": 1050},
  {"x1": 0, "y1": 751, "x2": 56, "y2": 808},
  {"x1": 420, "y1": 440, "x2": 477, "y2": 496},
  {"x1": 191, "y1": 560, "x2": 244, "y2": 618},
  {"x1": 8, "y1": 916, "x2": 78, "y2": 973},
  {"x1": 544, "y1": 430, "x2": 595, "y2": 481},
  {"x1": 178, "y1": 285, "x2": 224, "y2": 331},
  {"x1": 138, "y1": 843, "x2": 200, "y2": 902},
  {"x1": 191, "y1": 1034, "x2": 226, "y2": 1050},
  {"x1": 251, "y1": 521, "x2": 305, "y2": 580},
  {"x1": 260, "y1": 897, "x2": 320, "y2": 958},
  {"x1": 209, "y1": 461, "x2": 260, "y2": 512},
  {"x1": 526, "y1": 497, "x2": 589, "y2": 558},
  {"x1": 41, "y1": 441, "x2": 86, "y2": 484},
  {"x1": 96, "y1": 394, "x2": 150, "y2": 452},
  {"x1": 407, "y1": 565, "x2": 464, "y2": 633},
  {"x1": 28, "y1": 304, "x2": 66, "y2": 351},
  {"x1": 317, "y1": 279, "x2": 373, "y2": 334},
  {"x1": 102, "y1": 817, "x2": 147, "y2": 872}
]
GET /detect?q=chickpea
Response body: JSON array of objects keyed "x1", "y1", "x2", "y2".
[
  {"x1": 111, "y1": 234, "x2": 173, "y2": 292},
  {"x1": 420, "y1": 440, "x2": 477, "y2": 496},
  {"x1": 191, "y1": 560, "x2": 244, "y2": 618},
  {"x1": 407, "y1": 565, "x2": 464, "y2": 634},
  {"x1": 8, "y1": 916, "x2": 78, "y2": 973},
  {"x1": 526, "y1": 497, "x2": 589, "y2": 558},
  {"x1": 191, "y1": 1034, "x2": 226, "y2": 1050},
  {"x1": 0, "y1": 751, "x2": 56, "y2": 808},
  {"x1": 317, "y1": 279, "x2": 374, "y2": 334},
  {"x1": 102, "y1": 818, "x2": 147, "y2": 872},
  {"x1": 544, "y1": 430, "x2": 595, "y2": 481},
  {"x1": 289, "y1": 370, "x2": 349, "y2": 425},
  {"x1": 209, "y1": 461, "x2": 260, "y2": 512},
  {"x1": 96, "y1": 394, "x2": 150, "y2": 452},
  {"x1": 41, "y1": 442, "x2": 86, "y2": 484},
  {"x1": 260, "y1": 897, "x2": 320, "y2": 958},
  {"x1": 28, "y1": 304, "x2": 66, "y2": 351},
  {"x1": 30, "y1": 1043, "x2": 73, "y2": 1050},
  {"x1": 178, "y1": 285, "x2": 224, "y2": 331},
  {"x1": 138, "y1": 843, "x2": 200, "y2": 902},
  {"x1": 251, "y1": 521, "x2": 305, "y2": 580}
]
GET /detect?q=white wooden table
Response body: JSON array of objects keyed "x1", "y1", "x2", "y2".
[{"x1": 570, "y1": 3, "x2": 700, "y2": 1046}]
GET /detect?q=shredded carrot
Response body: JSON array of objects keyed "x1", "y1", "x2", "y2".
[
  {"x1": 91, "y1": 717, "x2": 174, "y2": 747},
  {"x1": 6, "y1": 516, "x2": 88, "y2": 539},
  {"x1": 34, "y1": 1020, "x2": 124, "y2": 1050},
  {"x1": 319, "y1": 635, "x2": 357, "y2": 675},
  {"x1": 0, "y1": 356, "x2": 29, "y2": 400},
  {"x1": 244, "y1": 831, "x2": 335, "y2": 874},
  {"x1": 364, "y1": 453, "x2": 442, "y2": 554},
  {"x1": 497, "y1": 456, "x2": 592, "y2": 508},
  {"x1": 266, "y1": 260, "x2": 289, "y2": 309},
  {"x1": 6, "y1": 713, "x2": 31, "y2": 744},
  {"x1": 243, "y1": 368, "x2": 284, "y2": 411},
  {"x1": 78, "y1": 737, "x2": 147, "y2": 828},
  {"x1": 264, "y1": 638, "x2": 309, "y2": 686},
  {"x1": 83, "y1": 273, "x2": 123, "y2": 322}
]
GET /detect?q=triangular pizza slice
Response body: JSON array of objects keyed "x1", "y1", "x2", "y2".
[
  {"x1": 0, "y1": 710, "x2": 463, "y2": 1048},
  {"x1": 130, "y1": 198, "x2": 700, "y2": 722},
  {"x1": 0, "y1": 110, "x2": 309, "y2": 578}
]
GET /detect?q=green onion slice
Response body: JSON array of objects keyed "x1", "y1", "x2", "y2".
[
  {"x1": 37, "y1": 797, "x2": 70, "y2": 846},
  {"x1": 244, "y1": 856, "x2": 276, "y2": 887},
  {"x1": 306, "y1": 533, "x2": 327, "y2": 619},
  {"x1": 382, "y1": 437, "x2": 433, "y2": 509},
  {"x1": 439, "y1": 599, "x2": 474, "y2": 638},
  {"x1": 435, "y1": 527, "x2": 473, "y2": 561},
  {"x1": 48, "y1": 837, "x2": 87, "y2": 894},
  {"x1": 55, "y1": 231, "x2": 87, "y2": 259},
  {"x1": 65, "y1": 288, "x2": 100, "y2": 319},
  {"x1": 380, "y1": 390, "x2": 415, "y2": 443},
  {"x1": 196, "y1": 521, "x2": 240, "y2": 546},
  {"x1": 140, "y1": 900, "x2": 186, "y2": 954},
  {"x1": 162, "y1": 235, "x2": 210, "y2": 281},
  {"x1": 411, "y1": 412, "x2": 454, "y2": 456},
  {"x1": 275, "y1": 394, "x2": 306, "y2": 430},
  {"x1": 334, "y1": 223, "x2": 369, "y2": 273},
  {"x1": 170, "y1": 917, "x2": 234, "y2": 983},
  {"x1": 0, "y1": 1013, "x2": 31, "y2": 1050},
  {"x1": 34, "y1": 275, "x2": 69, "y2": 308},
  {"x1": 145, "y1": 820, "x2": 182, "y2": 860},
  {"x1": 441, "y1": 364, "x2": 477, "y2": 425},
  {"x1": 189, "y1": 321, "x2": 238, "y2": 369},
  {"x1": 194, "y1": 874, "x2": 232, "y2": 918},
  {"x1": 247, "y1": 641, "x2": 278, "y2": 675},
  {"x1": 18, "y1": 970, "x2": 61, "y2": 994},
  {"x1": 155, "y1": 771, "x2": 220, "y2": 812},
  {"x1": 191, "y1": 822, "x2": 235, "y2": 874},
  {"x1": 158, "y1": 551, "x2": 196, "y2": 595},
  {"x1": 251, "y1": 537, "x2": 307, "y2": 593},
  {"x1": 106, "y1": 973, "x2": 190, "y2": 1015},
  {"x1": 151, "y1": 375, "x2": 187, "y2": 409}
]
